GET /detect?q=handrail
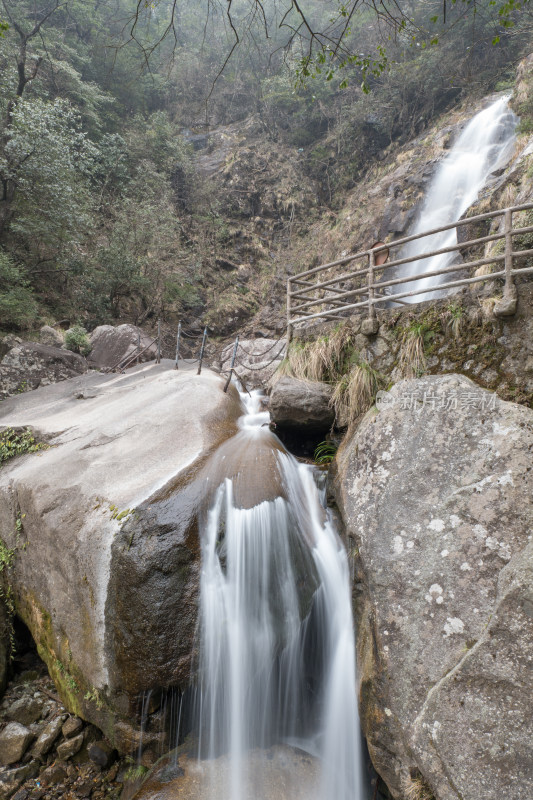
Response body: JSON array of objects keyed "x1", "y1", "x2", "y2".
[{"x1": 287, "y1": 202, "x2": 533, "y2": 340}]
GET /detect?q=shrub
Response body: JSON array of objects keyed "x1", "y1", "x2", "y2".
[{"x1": 64, "y1": 325, "x2": 91, "y2": 356}]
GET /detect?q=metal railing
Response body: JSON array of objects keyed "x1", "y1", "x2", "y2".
[{"x1": 286, "y1": 202, "x2": 533, "y2": 341}]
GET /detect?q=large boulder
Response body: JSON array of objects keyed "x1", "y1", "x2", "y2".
[
  {"x1": 0, "y1": 343, "x2": 88, "y2": 400},
  {"x1": 0, "y1": 361, "x2": 242, "y2": 757},
  {"x1": 219, "y1": 338, "x2": 285, "y2": 387},
  {"x1": 39, "y1": 326, "x2": 64, "y2": 348},
  {"x1": 269, "y1": 377, "x2": 334, "y2": 433},
  {"x1": 334, "y1": 374, "x2": 533, "y2": 800},
  {"x1": 88, "y1": 324, "x2": 157, "y2": 370}
]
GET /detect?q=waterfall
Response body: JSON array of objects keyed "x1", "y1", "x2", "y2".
[
  {"x1": 396, "y1": 95, "x2": 518, "y2": 300},
  {"x1": 193, "y1": 389, "x2": 365, "y2": 800}
]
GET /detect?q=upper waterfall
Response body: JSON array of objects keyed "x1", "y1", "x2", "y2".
[{"x1": 397, "y1": 95, "x2": 518, "y2": 300}]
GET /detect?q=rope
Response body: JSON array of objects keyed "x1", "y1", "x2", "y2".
[
  {"x1": 236, "y1": 337, "x2": 285, "y2": 358},
  {"x1": 180, "y1": 329, "x2": 203, "y2": 339},
  {"x1": 234, "y1": 344, "x2": 286, "y2": 371}
]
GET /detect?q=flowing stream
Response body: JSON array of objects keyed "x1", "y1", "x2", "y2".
[
  {"x1": 193, "y1": 388, "x2": 365, "y2": 800},
  {"x1": 396, "y1": 95, "x2": 518, "y2": 300}
]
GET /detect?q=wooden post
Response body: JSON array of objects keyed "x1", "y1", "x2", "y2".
[
  {"x1": 136, "y1": 331, "x2": 141, "y2": 365},
  {"x1": 223, "y1": 335, "x2": 239, "y2": 393},
  {"x1": 156, "y1": 319, "x2": 161, "y2": 364},
  {"x1": 174, "y1": 322, "x2": 181, "y2": 369},
  {"x1": 286, "y1": 277, "x2": 293, "y2": 352},
  {"x1": 197, "y1": 327, "x2": 208, "y2": 375}
]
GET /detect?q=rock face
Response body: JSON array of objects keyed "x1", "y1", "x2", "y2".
[
  {"x1": 269, "y1": 377, "x2": 334, "y2": 432},
  {"x1": 39, "y1": 326, "x2": 64, "y2": 348},
  {"x1": 0, "y1": 342, "x2": 88, "y2": 400},
  {"x1": 219, "y1": 338, "x2": 285, "y2": 387},
  {"x1": 334, "y1": 374, "x2": 533, "y2": 800},
  {"x1": 88, "y1": 324, "x2": 157, "y2": 370},
  {"x1": 0, "y1": 361, "x2": 242, "y2": 755}
]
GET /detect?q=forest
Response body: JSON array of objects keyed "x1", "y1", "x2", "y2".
[{"x1": 0, "y1": 0, "x2": 532, "y2": 335}]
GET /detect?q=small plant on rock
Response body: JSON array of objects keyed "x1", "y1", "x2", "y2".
[
  {"x1": 314, "y1": 440, "x2": 338, "y2": 465},
  {"x1": 64, "y1": 325, "x2": 92, "y2": 356},
  {"x1": 0, "y1": 427, "x2": 49, "y2": 466}
]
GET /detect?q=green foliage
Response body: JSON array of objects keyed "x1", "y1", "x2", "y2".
[
  {"x1": 84, "y1": 687, "x2": 104, "y2": 709},
  {"x1": 0, "y1": 249, "x2": 38, "y2": 329},
  {"x1": 0, "y1": 428, "x2": 49, "y2": 466},
  {"x1": 64, "y1": 325, "x2": 91, "y2": 356},
  {"x1": 1, "y1": 98, "x2": 96, "y2": 252},
  {"x1": 314, "y1": 440, "x2": 338, "y2": 464}
]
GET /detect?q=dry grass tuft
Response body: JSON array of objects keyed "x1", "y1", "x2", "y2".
[
  {"x1": 406, "y1": 774, "x2": 436, "y2": 800},
  {"x1": 275, "y1": 323, "x2": 355, "y2": 384},
  {"x1": 331, "y1": 359, "x2": 384, "y2": 427},
  {"x1": 399, "y1": 323, "x2": 429, "y2": 378}
]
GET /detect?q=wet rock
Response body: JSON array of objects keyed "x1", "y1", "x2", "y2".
[
  {"x1": 134, "y1": 745, "x2": 320, "y2": 800},
  {"x1": 38, "y1": 326, "x2": 64, "y2": 348},
  {"x1": 87, "y1": 324, "x2": 156, "y2": 370},
  {"x1": 31, "y1": 717, "x2": 64, "y2": 759},
  {"x1": 56, "y1": 733, "x2": 84, "y2": 760},
  {"x1": 0, "y1": 722, "x2": 35, "y2": 766},
  {"x1": 40, "y1": 761, "x2": 68, "y2": 786},
  {"x1": 269, "y1": 377, "x2": 334, "y2": 433},
  {"x1": 88, "y1": 741, "x2": 117, "y2": 769},
  {"x1": 6, "y1": 697, "x2": 43, "y2": 726},
  {"x1": 335, "y1": 374, "x2": 533, "y2": 800},
  {"x1": 0, "y1": 342, "x2": 88, "y2": 400},
  {"x1": 0, "y1": 365, "x2": 241, "y2": 750},
  {"x1": 0, "y1": 761, "x2": 39, "y2": 798},
  {"x1": 61, "y1": 716, "x2": 83, "y2": 739}
]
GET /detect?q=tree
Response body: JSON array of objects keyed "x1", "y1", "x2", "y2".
[{"x1": 122, "y1": 0, "x2": 533, "y2": 91}]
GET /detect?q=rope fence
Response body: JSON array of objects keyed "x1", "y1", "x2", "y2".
[{"x1": 104, "y1": 318, "x2": 286, "y2": 389}]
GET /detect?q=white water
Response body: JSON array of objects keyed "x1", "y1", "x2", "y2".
[
  {"x1": 194, "y1": 389, "x2": 365, "y2": 800},
  {"x1": 397, "y1": 95, "x2": 518, "y2": 301}
]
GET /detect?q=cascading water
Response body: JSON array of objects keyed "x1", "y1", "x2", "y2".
[
  {"x1": 193, "y1": 388, "x2": 365, "y2": 800},
  {"x1": 396, "y1": 95, "x2": 518, "y2": 300}
]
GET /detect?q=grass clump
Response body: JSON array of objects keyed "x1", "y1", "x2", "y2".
[
  {"x1": 398, "y1": 321, "x2": 436, "y2": 378},
  {"x1": 0, "y1": 427, "x2": 49, "y2": 466},
  {"x1": 278, "y1": 323, "x2": 356, "y2": 383},
  {"x1": 330, "y1": 357, "x2": 385, "y2": 427}
]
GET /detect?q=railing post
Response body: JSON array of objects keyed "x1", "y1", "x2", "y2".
[
  {"x1": 504, "y1": 207, "x2": 514, "y2": 294},
  {"x1": 286, "y1": 277, "x2": 293, "y2": 352},
  {"x1": 136, "y1": 331, "x2": 141, "y2": 365},
  {"x1": 174, "y1": 322, "x2": 181, "y2": 370},
  {"x1": 362, "y1": 249, "x2": 379, "y2": 335},
  {"x1": 197, "y1": 326, "x2": 208, "y2": 375},
  {"x1": 156, "y1": 319, "x2": 161, "y2": 364},
  {"x1": 367, "y1": 248, "x2": 376, "y2": 320},
  {"x1": 223, "y1": 335, "x2": 239, "y2": 393},
  {"x1": 494, "y1": 207, "x2": 518, "y2": 317}
]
